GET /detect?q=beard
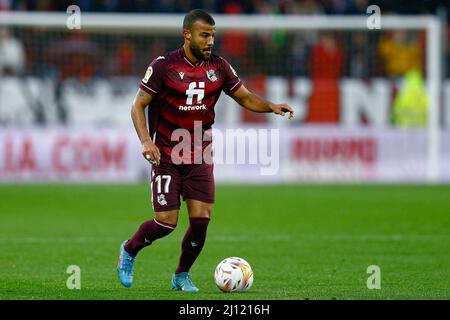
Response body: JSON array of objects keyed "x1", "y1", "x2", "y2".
[{"x1": 190, "y1": 41, "x2": 210, "y2": 61}]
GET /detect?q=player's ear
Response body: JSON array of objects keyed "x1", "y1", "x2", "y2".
[{"x1": 183, "y1": 29, "x2": 191, "y2": 41}]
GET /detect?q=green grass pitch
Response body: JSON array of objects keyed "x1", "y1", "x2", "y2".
[{"x1": 0, "y1": 184, "x2": 449, "y2": 300}]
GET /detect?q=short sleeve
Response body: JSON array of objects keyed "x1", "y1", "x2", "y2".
[
  {"x1": 139, "y1": 56, "x2": 167, "y2": 96},
  {"x1": 221, "y1": 58, "x2": 243, "y2": 96}
]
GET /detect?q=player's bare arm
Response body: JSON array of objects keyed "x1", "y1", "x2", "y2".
[
  {"x1": 231, "y1": 84, "x2": 294, "y2": 119},
  {"x1": 131, "y1": 88, "x2": 161, "y2": 165}
]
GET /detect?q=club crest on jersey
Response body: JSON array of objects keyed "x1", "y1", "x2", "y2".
[
  {"x1": 157, "y1": 194, "x2": 167, "y2": 206},
  {"x1": 206, "y1": 69, "x2": 218, "y2": 82}
]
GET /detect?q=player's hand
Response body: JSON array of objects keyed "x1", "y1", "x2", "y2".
[
  {"x1": 142, "y1": 139, "x2": 161, "y2": 165},
  {"x1": 270, "y1": 103, "x2": 294, "y2": 119}
]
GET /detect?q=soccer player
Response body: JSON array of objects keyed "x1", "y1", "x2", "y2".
[{"x1": 117, "y1": 9, "x2": 294, "y2": 292}]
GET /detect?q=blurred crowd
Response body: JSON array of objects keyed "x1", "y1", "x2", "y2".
[
  {"x1": 0, "y1": 0, "x2": 449, "y2": 79},
  {"x1": 0, "y1": 0, "x2": 448, "y2": 126},
  {"x1": 0, "y1": 0, "x2": 447, "y2": 15}
]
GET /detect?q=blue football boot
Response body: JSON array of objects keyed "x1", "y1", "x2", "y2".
[
  {"x1": 116, "y1": 240, "x2": 135, "y2": 288},
  {"x1": 171, "y1": 272, "x2": 199, "y2": 292}
]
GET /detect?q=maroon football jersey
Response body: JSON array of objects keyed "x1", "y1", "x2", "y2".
[{"x1": 139, "y1": 47, "x2": 242, "y2": 164}]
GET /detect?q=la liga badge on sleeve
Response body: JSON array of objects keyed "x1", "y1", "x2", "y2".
[{"x1": 142, "y1": 66, "x2": 153, "y2": 83}]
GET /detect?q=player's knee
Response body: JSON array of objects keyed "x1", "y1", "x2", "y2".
[
  {"x1": 186, "y1": 199, "x2": 213, "y2": 219},
  {"x1": 155, "y1": 210, "x2": 179, "y2": 227},
  {"x1": 202, "y1": 206, "x2": 212, "y2": 219},
  {"x1": 193, "y1": 205, "x2": 213, "y2": 219}
]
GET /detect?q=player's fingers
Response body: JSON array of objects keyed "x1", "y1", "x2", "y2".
[
  {"x1": 149, "y1": 147, "x2": 161, "y2": 164},
  {"x1": 143, "y1": 150, "x2": 155, "y2": 161},
  {"x1": 143, "y1": 152, "x2": 153, "y2": 161},
  {"x1": 273, "y1": 106, "x2": 283, "y2": 116},
  {"x1": 153, "y1": 149, "x2": 161, "y2": 165},
  {"x1": 280, "y1": 104, "x2": 294, "y2": 119},
  {"x1": 282, "y1": 104, "x2": 294, "y2": 112},
  {"x1": 144, "y1": 153, "x2": 158, "y2": 165},
  {"x1": 287, "y1": 108, "x2": 295, "y2": 119},
  {"x1": 144, "y1": 146, "x2": 159, "y2": 157}
]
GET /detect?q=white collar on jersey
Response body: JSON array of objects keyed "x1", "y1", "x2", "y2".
[{"x1": 183, "y1": 56, "x2": 205, "y2": 67}]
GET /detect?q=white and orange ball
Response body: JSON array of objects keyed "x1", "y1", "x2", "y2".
[{"x1": 214, "y1": 257, "x2": 254, "y2": 292}]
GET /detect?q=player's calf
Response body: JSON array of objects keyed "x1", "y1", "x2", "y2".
[
  {"x1": 176, "y1": 217, "x2": 210, "y2": 274},
  {"x1": 125, "y1": 219, "x2": 176, "y2": 255}
]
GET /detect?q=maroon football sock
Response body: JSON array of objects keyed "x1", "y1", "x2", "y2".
[
  {"x1": 124, "y1": 219, "x2": 176, "y2": 256},
  {"x1": 175, "y1": 217, "x2": 210, "y2": 274}
]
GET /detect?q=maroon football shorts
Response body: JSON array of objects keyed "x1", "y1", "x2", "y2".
[{"x1": 150, "y1": 162, "x2": 215, "y2": 212}]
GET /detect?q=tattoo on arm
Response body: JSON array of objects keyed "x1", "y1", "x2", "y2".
[{"x1": 133, "y1": 89, "x2": 152, "y2": 107}]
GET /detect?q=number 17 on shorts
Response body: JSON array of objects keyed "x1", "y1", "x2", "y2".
[
  {"x1": 151, "y1": 173, "x2": 175, "y2": 211},
  {"x1": 150, "y1": 162, "x2": 215, "y2": 212}
]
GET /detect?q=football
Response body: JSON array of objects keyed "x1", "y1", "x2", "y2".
[{"x1": 214, "y1": 257, "x2": 254, "y2": 292}]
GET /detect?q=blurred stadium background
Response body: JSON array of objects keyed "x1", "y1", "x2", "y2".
[
  {"x1": 0, "y1": 1, "x2": 449, "y2": 300},
  {"x1": 0, "y1": 0, "x2": 449, "y2": 183}
]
